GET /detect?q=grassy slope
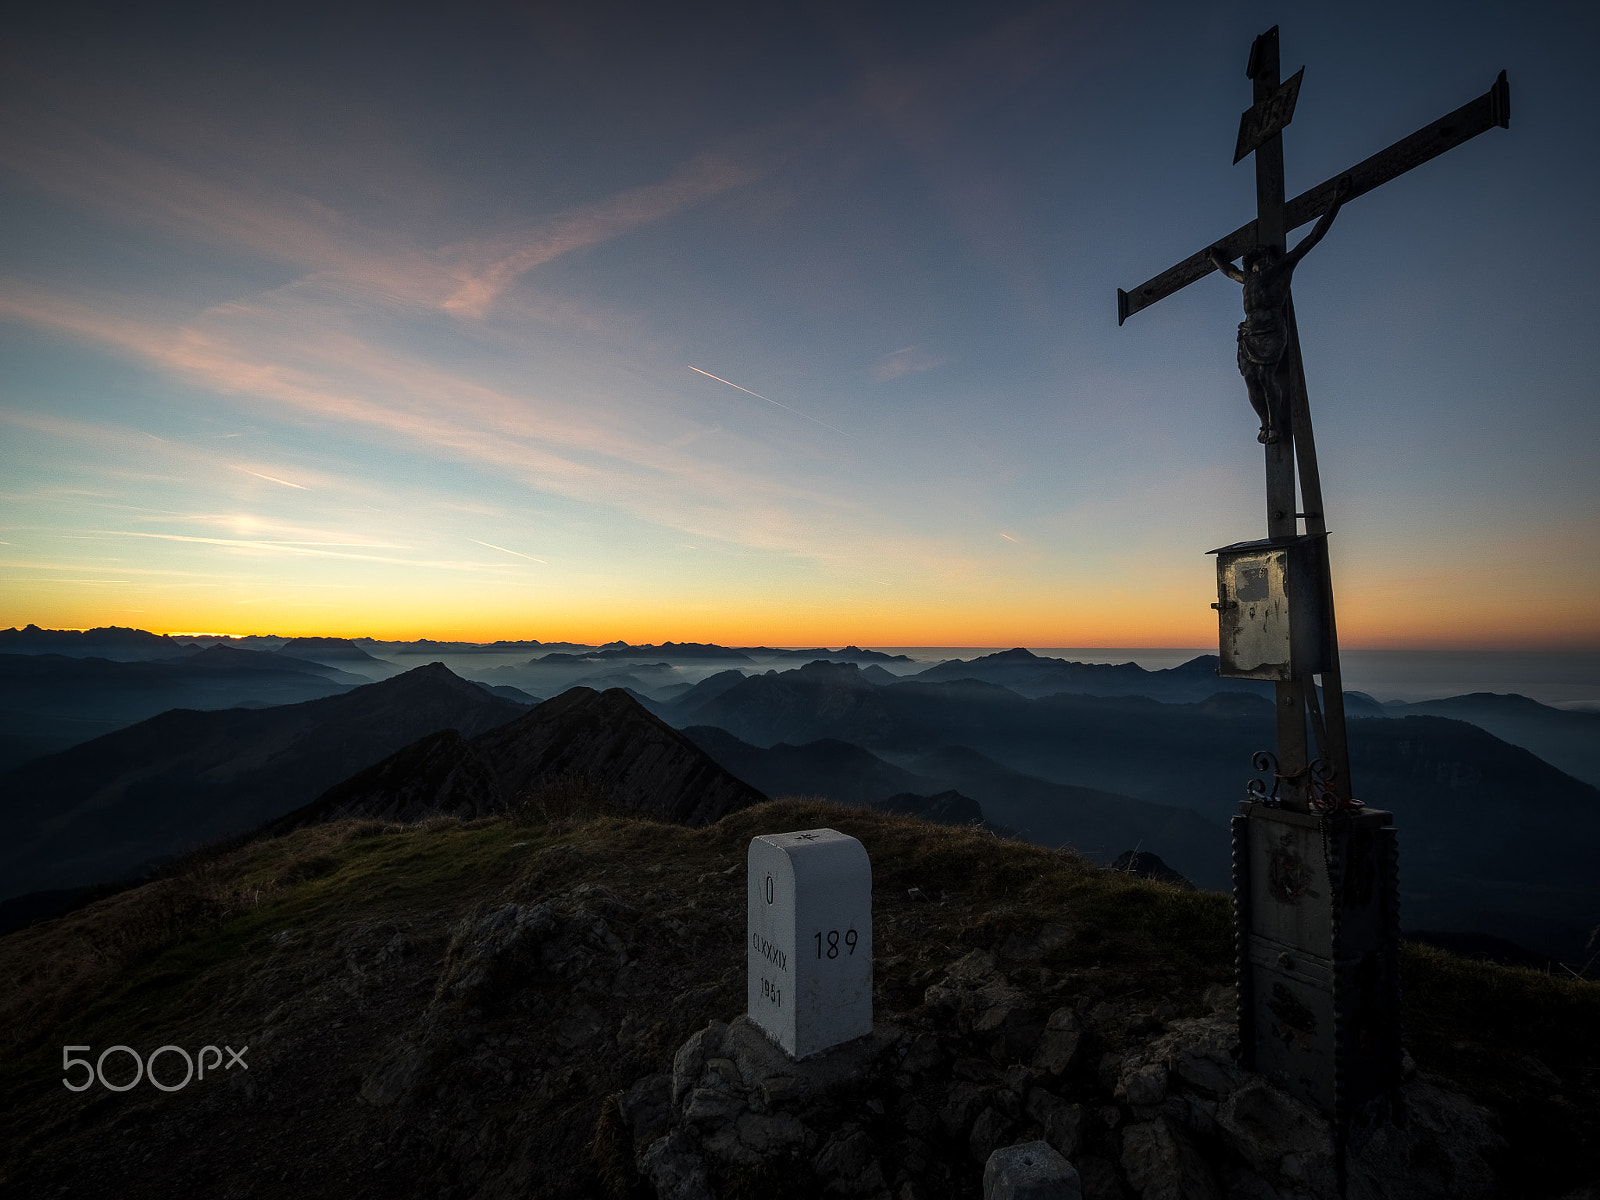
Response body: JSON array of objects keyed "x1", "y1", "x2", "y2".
[{"x1": 0, "y1": 799, "x2": 1595, "y2": 1198}]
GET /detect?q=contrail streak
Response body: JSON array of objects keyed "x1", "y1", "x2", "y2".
[
  {"x1": 688, "y1": 366, "x2": 848, "y2": 437},
  {"x1": 234, "y1": 466, "x2": 308, "y2": 489},
  {"x1": 470, "y1": 538, "x2": 548, "y2": 563}
]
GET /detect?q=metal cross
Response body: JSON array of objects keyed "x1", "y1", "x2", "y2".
[{"x1": 1118, "y1": 26, "x2": 1509, "y2": 810}]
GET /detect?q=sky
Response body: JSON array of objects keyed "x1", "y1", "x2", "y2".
[{"x1": 1, "y1": 0, "x2": 1595, "y2": 648}]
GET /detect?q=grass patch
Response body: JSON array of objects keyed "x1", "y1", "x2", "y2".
[
  {"x1": 1402, "y1": 941, "x2": 1600, "y2": 1195},
  {"x1": 3, "y1": 797, "x2": 1594, "y2": 1197}
]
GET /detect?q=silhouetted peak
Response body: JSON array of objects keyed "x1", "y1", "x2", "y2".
[
  {"x1": 987, "y1": 647, "x2": 1038, "y2": 661},
  {"x1": 798, "y1": 659, "x2": 864, "y2": 678},
  {"x1": 374, "y1": 661, "x2": 477, "y2": 693},
  {"x1": 279, "y1": 636, "x2": 381, "y2": 661},
  {"x1": 1164, "y1": 655, "x2": 1222, "y2": 677}
]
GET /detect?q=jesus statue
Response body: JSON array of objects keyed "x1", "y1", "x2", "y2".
[{"x1": 1208, "y1": 176, "x2": 1353, "y2": 444}]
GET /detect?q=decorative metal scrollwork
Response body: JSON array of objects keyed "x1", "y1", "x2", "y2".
[
  {"x1": 1246, "y1": 750, "x2": 1282, "y2": 806},
  {"x1": 1306, "y1": 758, "x2": 1364, "y2": 814},
  {"x1": 1247, "y1": 752, "x2": 1365, "y2": 812}
]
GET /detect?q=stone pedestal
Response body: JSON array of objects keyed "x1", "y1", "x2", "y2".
[
  {"x1": 1233, "y1": 801, "x2": 1402, "y2": 1126},
  {"x1": 747, "y1": 828, "x2": 872, "y2": 1060}
]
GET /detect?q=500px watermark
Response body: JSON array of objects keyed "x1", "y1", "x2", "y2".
[{"x1": 62, "y1": 1044, "x2": 248, "y2": 1092}]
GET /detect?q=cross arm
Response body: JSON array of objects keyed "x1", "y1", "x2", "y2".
[{"x1": 1118, "y1": 70, "x2": 1509, "y2": 326}]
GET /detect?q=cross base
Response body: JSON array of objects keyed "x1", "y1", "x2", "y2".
[{"x1": 1232, "y1": 801, "x2": 1402, "y2": 1129}]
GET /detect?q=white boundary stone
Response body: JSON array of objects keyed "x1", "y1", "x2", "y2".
[{"x1": 746, "y1": 828, "x2": 872, "y2": 1059}]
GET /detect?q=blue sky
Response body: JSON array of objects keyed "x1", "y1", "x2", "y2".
[{"x1": 1, "y1": 0, "x2": 1595, "y2": 646}]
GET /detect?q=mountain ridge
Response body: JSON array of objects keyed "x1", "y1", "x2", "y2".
[{"x1": 0, "y1": 662, "x2": 528, "y2": 900}]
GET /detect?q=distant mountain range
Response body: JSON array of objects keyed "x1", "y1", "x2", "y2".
[
  {"x1": 7, "y1": 628, "x2": 1590, "y2": 783},
  {"x1": 0, "y1": 623, "x2": 199, "y2": 659},
  {"x1": 2, "y1": 626, "x2": 1594, "y2": 959},
  {"x1": 0, "y1": 648, "x2": 373, "y2": 769},
  {"x1": 642, "y1": 658, "x2": 1600, "y2": 958},
  {"x1": 680, "y1": 725, "x2": 1231, "y2": 888},
  {"x1": 0, "y1": 663, "x2": 529, "y2": 900},
  {"x1": 904, "y1": 646, "x2": 1275, "y2": 701}
]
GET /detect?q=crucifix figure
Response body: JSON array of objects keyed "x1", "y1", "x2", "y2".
[
  {"x1": 1208, "y1": 174, "x2": 1351, "y2": 444},
  {"x1": 1115, "y1": 24, "x2": 1509, "y2": 1174}
]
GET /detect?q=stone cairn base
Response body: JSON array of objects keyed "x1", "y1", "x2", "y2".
[{"x1": 617, "y1": 950, "x2": 1501, "y2": 1200}]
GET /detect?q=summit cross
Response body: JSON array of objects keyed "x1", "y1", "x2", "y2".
[
  {"x1": 1114, "y1": 25, "x2": 1510, "y2": 1163},
  {"x1": 1118, "y1": 25, "x2": 1509, "y2": 810}
]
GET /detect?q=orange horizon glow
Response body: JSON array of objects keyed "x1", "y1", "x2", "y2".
[{"x1": 7, "y1": 611, "x2": 1596, "y2": 654}]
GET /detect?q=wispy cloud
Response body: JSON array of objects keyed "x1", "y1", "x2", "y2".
[
  {"x1": 0, "y1": 58, "x2": 782, "y2": 325},
  {"x1": 444, "y1": 151, "x2": 767, "y2": 318},
  {"x1": 0, "y1": 277, "x2": 889, "y2": 561},
  {"x1": 101, "y1": 530, "x2": 528, "y2": 573},
  {"x1": 872, "y1": 345, "x2": 951, "y2": 381}
]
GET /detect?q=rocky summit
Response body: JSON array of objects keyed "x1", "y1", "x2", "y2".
[
  {"x1": 275, "y1": 685, "x2": 767, "y2": 833},
  {"x1": 1, "y1": 799, "x2": 1594, "y2": 1199}
]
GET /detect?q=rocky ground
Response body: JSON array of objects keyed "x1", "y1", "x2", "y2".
[
  {"x1": 1, "y1": 799, "x2": 1595, "y2": 1199},
  {"x1": 632, "y1": 972, "x2": 1501, "y2": 1200}
]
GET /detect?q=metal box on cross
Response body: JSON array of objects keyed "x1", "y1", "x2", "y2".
[
  {"x1": 1209, "y1": 534, "x2": 1330, "y2": 680},
  {"x1": 747, "y1": 828, "x2": 872, "y2": 1060}
]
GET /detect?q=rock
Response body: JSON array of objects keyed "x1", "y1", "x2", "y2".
[
  {"x1": 682, "y1": 1082, "x2": 745, "y2": 1127},
  {"x1": 552, "y1": 1002, "x2": 605, "y2": 1048},
  {"x1": 642, "y1": 1017, "x2": 903, "y2": 1188},
  {"x1": 702, "y1": 1110, "x2": 811, "y2": 1168},
  {"x1": 1025, "y1": 1089, "x2": 1085, "y2": 1158},
  {"x1": 1160, "y1": 1093, "x2": 1216, "y2": 1139},
  {"x1": 1075, "y1": 1155, "x2": 1128, "y2": 1200},
  {"x1": 1344, "y1": 1077, "x2": 1503, "y2": 1200},
  {"x1": 815, "y1": 1130, "x2": 886, "y2": 1194},
  {"x1": 721, "y1": 1015, "x2": 900, "y2": 1108},
  {"x1": 1032, "y1": 1028, "x2": 1083, "y2": 1077},
  {"x1": 1171, "y1": 1051, "x2": 1241, "y2": 1098},
  {"x1": 899, "y1": 1100, "x2": 935, "y2": 1135},
  {"x1": 618, "y1": 1072, "x2": 672, "y2": 1148},
  {"x1": 359, "y1": 1040, "x2": 430, "y2": 1107},
  {"x1": 941, "y1": 1082, "x2": 990, "y2": 1137},
  {"x1": 1046, "y1": 1007, "x2": 1078, "y2": 1033},
  {"x1": 1115, "y1": 1060, "x2": 1168, "y2": 1108},
  {"x1": 1217, "y1": 1165, "x2": 1282, "y2": 1200},
  {"x1": 1000, "y1": 923, "x2": 1075, "y2": 961},
  {"x1": 947, "y1": 949, "x2": 1000, "y2": 984},
  {"x1": 1005, "y1": 1064, "x2": 1040, "y2": 1094},
  {"x1": 983, "y1": 1139, "x2": 1083, "y2": 1200},
  {"x1": 973, "y1": 982, "x2": 1043, "y2": 1061},
  {"x1": 640, "y1": 1131, "x2": 712, "y2": 1200},
  {"x1": 430, "y1": 888, "x2": 630, "y2": 1010},
  {"x1": 901, "y1": 1032, "x2": 945, "y2": 1074},
  {"x1": 1120, "y1": 1117, "x2": 1220, "y2": 1200},
  {"x1": 924, "y1": 984, "x2": 966, "y2": 1022},
  {"x1": 1201, "y1": 983, "x2": 1234, "y2": 1014},
  {"x1": 970, "y1": 1106, "x2": 1018, "y2": 1163},
  {"x1": 1213, "y1": 1080, "x2": 1335, "y2": 1195},
  {"x1": 672, "y1": 1021, "x2": 728, "y2": 1108},
  {"x1": 735, "y1": 1110, "x2": 810, "y2": 1156}
]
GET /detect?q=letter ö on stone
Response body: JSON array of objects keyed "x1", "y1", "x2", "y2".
[{"x1": 746, "y1": 829, "x2": 872, "y2": 1060}]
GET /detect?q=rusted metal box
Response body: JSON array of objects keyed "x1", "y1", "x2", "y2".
[
  {"x1": 1232, "y1": 801, "x2": 1401, "y2": 1125},
  {"x1": 1209, "y1": 535, "x2": 1330, "y2": 680}
]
